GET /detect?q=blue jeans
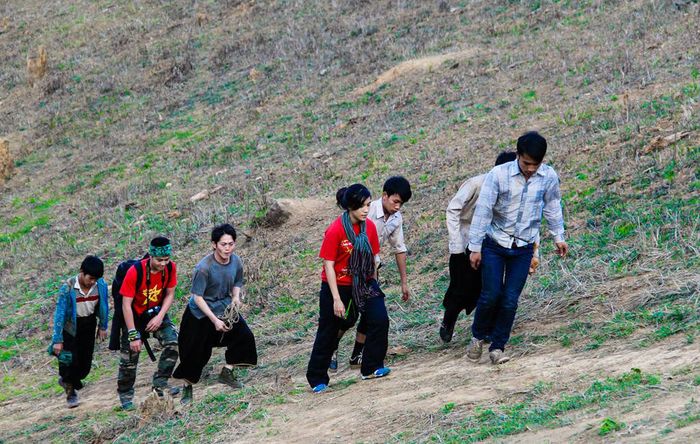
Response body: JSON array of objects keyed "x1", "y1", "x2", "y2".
[{"x1": 471, "y1": 236, "x2": 533, "y2": 351}]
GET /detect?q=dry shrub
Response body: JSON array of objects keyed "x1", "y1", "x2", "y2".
[
  {"x1": 26, "y1": 46, "x2": 48, "y2": 86},
  {"x1": 138, "y1": 390, "x2": 176, "y2": 428},
  {"x1": 0, "y1": 138, "x2": 13, "y2": 183}
]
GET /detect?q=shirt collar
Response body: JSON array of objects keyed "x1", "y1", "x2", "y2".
[
  {"x1": 509, "y1": 159, "x2": 545, "y2": 178},
  {"x1": 74, "y1": 275, "x2": 96, "y2": 296}
]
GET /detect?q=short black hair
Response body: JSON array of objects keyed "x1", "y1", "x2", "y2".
[
  {"x1": 80, "y1": 255, "x2": 104, "y2": 279},
  {"x1": 516, "y1": 131, "x2": 547, "y2": 163},
  {"x1": 495, "y1": 151, "x2": 517, "y2": 166},
  {"x1": 383, "y1": 176, "x2": 412, "y2": 203},
  {"x1": 336, "y1": 184, "x2": 371, "y2": 211},
  {"x1": 212, "y1": 223, "x2": 237, "y2": 243},
  {"x1": 150, "y1": 236, "x2": 171, "y2": 247}
]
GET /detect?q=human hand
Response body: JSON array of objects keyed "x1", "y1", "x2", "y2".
[
  {"x1": 401, "y1": 284, "x2": 410, "y2": 302},
  {"x1": 333, "y1": 298, "x2": 346, "y2": 318},
  {"x1": 145, "y1": 313, "x2": 164, "y2": 332},
  {"x1": 469, "y1": 252, "x2": 482, "y2": 270},
  {"x1": 529, "y1": 257, "x2": 540, "y2": 275},
  {"x1": 555, "y1": 241, "x2": 569, "y2": 257},
  {"x1": 212, "y1": 318, "x2": 231, "y2": 332},
  {"x1": 130, "y1": 339, "x2": 142, "y2": 353},
  {"x1": 53, "y1": 343, "x2": 63, "y2": 356},
  {"x1": 232, "y1": 295, "x2": 243, "y2": 310},
  {"x1": 97, "y1": 329, "x2": 108, "y2": 341}
]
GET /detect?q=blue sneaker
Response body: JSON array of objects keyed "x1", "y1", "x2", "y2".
[
  {"x1": 362, "y1": 367, "x2": 391, "y2": 380},
  {"x1": 329, "y1": 350, "x2": 338, "y2": 373},
  {"x1": 312, "y1": 383, "x2": 328, "y2": 393}
]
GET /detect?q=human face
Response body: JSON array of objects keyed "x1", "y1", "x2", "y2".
[
  {"x1": 381, "y1": 192, "x2": 404, "y2": 216},
  {"x1": 79, "y1": 272, "x2": 97, "y2": 289},
  {"x1": 348, "y1": 197, "x2": 371, "y2": 224},
  {"x1": 213, "y1": 234, "x2": 235, "y2": 264},
  {"x1": 517, "y1": 153, "x2": 542, "y2": 180},
  {"x1": 149, "y1": 256, "x2": 170, "y2": 273}
]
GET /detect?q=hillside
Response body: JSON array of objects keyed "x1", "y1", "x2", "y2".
[{"x1": 0, "y1": 0, "x2": 699, "y2": 442}]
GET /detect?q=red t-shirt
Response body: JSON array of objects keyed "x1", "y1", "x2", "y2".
[
  {"x1": 120, "y1": 258, "x2": 178, "y2": 316},
  {"x1": 320, "y1": 217, "x2": 380, "y2": 286}
]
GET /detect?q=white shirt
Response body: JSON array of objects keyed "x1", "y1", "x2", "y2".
[
  {"x1": 73, "y1": 276, "x2": 99, "y2": 317},
  {"x1": 446, "y1": 174, "x2": 485, "y2": 254},
  {"x1": 369, "y1": 198, "x2": 407, "y2": 265}
]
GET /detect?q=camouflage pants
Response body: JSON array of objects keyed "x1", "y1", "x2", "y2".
[{"x1": 117, "y1": 315, "x2": 178, "y2": 405}]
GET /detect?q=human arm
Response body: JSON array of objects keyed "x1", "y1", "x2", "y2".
[
  {"x1": 122, "y1": 295, "x2": 141, "y2": 353},
  {"x1": 542, "y1": 171, "x2": 568, "y2": 257},
  {"x1": 447, "y1": 179, "x2": 478, "y2": 254},
  {"x1": 324, "y1": 260, "x2": 346, "y2": 318},
  {"x1": 193, "y1": 294, "x2": 230, "y2": 332},
  {"x1": 51, "y1": 285, "x2": 69, "y2": 354},
  {"x1": 395, "y1": 252, "x2": 409, "y2": 301},
  {"x1": 468, "y1": 171, "x2": 499, "y2": 255},
  {"x1": 145, "y1": 286, "x2": 174, "y2": 332}
]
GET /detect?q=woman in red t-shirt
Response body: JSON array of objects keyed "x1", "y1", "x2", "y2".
[{"x1": 306, "y1": 184, "x2": 391, "y2": 393}]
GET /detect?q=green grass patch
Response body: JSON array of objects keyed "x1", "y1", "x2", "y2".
[{"x1": 431, "y1": 369, "x2": 658, "y2": 443}]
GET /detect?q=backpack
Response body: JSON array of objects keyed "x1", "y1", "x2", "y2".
[{"x1": 108, "y1": 256, "x2": 173, "y2": 351}]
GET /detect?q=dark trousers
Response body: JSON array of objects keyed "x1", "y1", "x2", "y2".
[
  {"x1": 442, "y1": 252, "x2": 482, "y2": 328},
  {"x1": 173, "y1": 306, "x2": 258, "y2": 384},
  {"x1": 471, "y1": 236, "x2": 533, "y2": 351},
  {"x1": 358, "y1": 287, "x2": 389, "y2": 377},
  {"x1": 307, "y1": 283, "x2": 358, "y2": 387},
  {"x1": 59, "y1": 314, "x2": 97, "y2": 390}
]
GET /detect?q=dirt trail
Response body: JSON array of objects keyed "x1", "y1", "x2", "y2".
[{"x1": 245, "y1": 337, "x2": 699, "y2": 443}]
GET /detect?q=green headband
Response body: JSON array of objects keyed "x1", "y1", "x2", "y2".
[{"x1": 149, "y1": 243, "x2": 172, "y2": 257}]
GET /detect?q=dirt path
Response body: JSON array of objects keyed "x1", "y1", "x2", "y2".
[{"x1": 244, "y1": 337, "x2": 699, "y2": 443}]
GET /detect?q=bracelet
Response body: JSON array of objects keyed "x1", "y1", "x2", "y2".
[{"x1": 128, "y1": 329, "x2": 141, "y2": 342}]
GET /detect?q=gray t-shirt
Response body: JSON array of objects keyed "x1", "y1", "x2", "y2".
[{"x1": 188, "y1": 253, "x2": 244, "y2": 319}]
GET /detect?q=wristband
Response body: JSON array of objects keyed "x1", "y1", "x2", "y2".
[{"x1": 128, "y1": 329, "x2": 141, "y2": 342}]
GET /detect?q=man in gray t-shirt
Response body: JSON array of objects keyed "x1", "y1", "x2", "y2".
[{"x1": 173, "y1": 224, "x2": 257, "y2": 404}]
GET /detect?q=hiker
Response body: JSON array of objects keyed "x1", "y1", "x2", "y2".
[
  {"x1": 441, "y1": 151, "x2": 542, "y2": 342},
  {"x1": 50, "y1": 255, "x2": 109, "y2": 408},
  {"x1": 467, "y1": 132, "x2": 568, "y2": 364},
  {"x1": 307, "y1": 184, "x2": 391, "y2": 393},
  {"x1": 173, "y1": 223, "x2": 258, "y2": 404},
  {"x1": 331, "y1": 176, "x2": 412, "y2": 371},
  {"x1": 117, "y1": 236, "x2": 179, "y2": 409}
]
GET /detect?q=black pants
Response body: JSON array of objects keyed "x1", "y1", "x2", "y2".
[
  {"x1": 173, "y1": 306, "x2": 258, "y2": 384},
  {"x1": 441, "y1": 252, "x2": 482, "y2": 328},
  {"x1": 306, "y1": 282, "x2": 389, "y2": 387},
  {"x1": 59, "y1": 314, "x2": 97, "y2": 390}
]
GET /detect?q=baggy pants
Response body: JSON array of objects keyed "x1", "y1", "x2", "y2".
[{"x1": 59, "y1": 314, "x2": 97, "y2": 390}]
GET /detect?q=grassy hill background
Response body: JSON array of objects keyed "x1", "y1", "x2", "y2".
[{"x1": 0, "y1": 0, "x2": 699, "y2": 442}]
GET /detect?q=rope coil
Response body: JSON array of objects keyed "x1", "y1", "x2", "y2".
[{"x1": 220, "y1": 302, "x2": 241, "y2": 329}]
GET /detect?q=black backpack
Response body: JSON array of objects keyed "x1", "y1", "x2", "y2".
[{"x1": 108, "y1": 256, "x2": 173, "y2": 351}]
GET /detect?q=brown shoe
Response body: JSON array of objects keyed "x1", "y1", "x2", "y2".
[
  {"x1": 489, "y1": 349, "x2": 511, "y2": 365},
  {"x1": 218, "y1": 367, "x2": 243, "y2": 389},
  {"x1": 466, "y1": 338, "x2": 484, "y2": 362}
]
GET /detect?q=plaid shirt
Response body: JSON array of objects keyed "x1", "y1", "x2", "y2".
[{"x1": 468, "y1": 160, "x2": 565, "y2": 252}]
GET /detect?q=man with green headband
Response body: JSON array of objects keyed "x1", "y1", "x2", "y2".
[{"x1": 117, "y1": 236, "x2": 179, "y2": 410}]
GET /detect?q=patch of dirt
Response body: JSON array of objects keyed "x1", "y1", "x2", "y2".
[{"x1": 352, "y1": 48, "x2": 481, "y2": 96}]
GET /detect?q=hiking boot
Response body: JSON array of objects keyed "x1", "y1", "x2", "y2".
[
  {"x1": 349, "y1": 352, "x2": 362, "y2": 369},
  {"x1": 329, "y1": 350, "x2": 338, "y2": 373},
  {"x1": 439, "y1": 321, "x2": 454, "y2": 343},
  {"x1": 312, "y1": 383, "x2": 328, "y2": 393},
  {"x1": 466, "y1": 338, "x2": 484, "y2": 362},
  {"x1": 362, "y1": 367, "x2": 391, "y2": 380},
  {"x1": 489, "y1": 349, "x2": 511, "y2": 365},
  {"x1": 218, "y1": 367, "x2": 243, "y2": 389},
  {"x1": 66, "y1": 389, "x2": 79, "y2": 408},
  {"x1": 120, "y1": 401, "x2": 135, "y2": 411},
  {"x1": 181, "y1": 384, "x2": 193, "y2": 405},
  {"x1": 153, "y1": 385, "x2": 181, "y2": 398}
]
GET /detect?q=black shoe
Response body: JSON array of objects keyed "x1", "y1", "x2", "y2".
[
  {"x1": 349, "y1": 353, "x2": 362, "y2": 369},
  {"x1": 181, "y1": 384, "x2": 193, "y2": 405},
  {"x1": 66, "y1": 389, "x2": 79, "y2": 408},
  {"x1": 153, "y1": 385, "x2": 181, "y2": 398},
  {"x1": 218, "y1": 367, "x2": 243, "y2": 389},
  {"x1": 439, "y1": 322, "x2": 454, "y2": 343}
]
